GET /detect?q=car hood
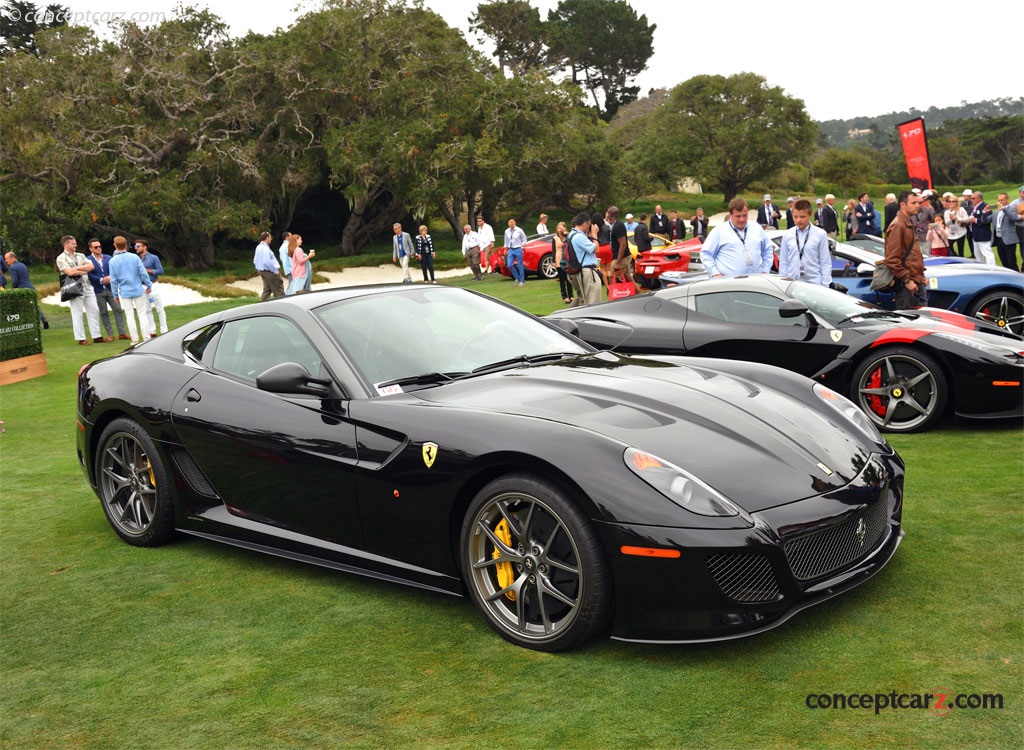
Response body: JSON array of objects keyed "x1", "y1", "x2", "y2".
[
  {"x1": 925, "y1": 262, "x2": 1022, "y2": 278},
  {"x1": 414, "y1": 355, "x2": 879, "y2": 511}
]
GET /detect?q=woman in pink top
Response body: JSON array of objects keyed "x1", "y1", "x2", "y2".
[
  {"x1": 286, "y1": 234, "x2": 315, "y2": 295},
  {"x1": 926, "y1": 214, "x2": 950, "y2": 256}
]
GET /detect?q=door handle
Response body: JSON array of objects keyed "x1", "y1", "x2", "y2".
[{"x1": 185, "y1": 389, "x2": 201, "y2": 403}]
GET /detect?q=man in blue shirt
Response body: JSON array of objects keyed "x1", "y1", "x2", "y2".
[
  {"x1": 253, "y1": 231, "x2": 284, "y2": 300},
  {"x1": 86, "y1": 239, "x2": 129, "y2": 341},
  {"x1": 779, "y1": 199, "x2": 832, "y2": 287},
  {"x1": 135, "y1": 240, "x2": 168, "y2": 336},
  {"x1": 504, "y1": 218, "x2": 528, "y2": 286},
  {"x1": 278, "y1": 231, "x2": 292, "y2": 283},
  {"x1": 109, "y1": 236, "x2": 153, "y2": 345},
  {"x1": 569, "y1": 212, "x2": 602, "y2": 305},
  {"x1": 3, "y1": 250, "x2": 49, "y2": 328},
  {"x1": 700, "y1": 198, "x2": 775, "y2": 277}
]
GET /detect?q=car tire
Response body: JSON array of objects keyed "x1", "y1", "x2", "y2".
[
  {"x1": 537, "y1": 252, "x2": 558, "y2": 280},
  {"x1": 850, "y1": 346, "x2": 948, "y2": 433},
  {"x1": 96, "y1": 417, "x2": 176, "y2": 546},
  {"x1": 966, "y1": 289, "x2": 1024, "y2": 335},
  {"x1": 460, "y1": 474, "x2": 611, "y2": 651}
]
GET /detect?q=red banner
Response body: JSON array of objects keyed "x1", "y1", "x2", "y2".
[{"x1": 897, "y1": 118, "x2": 932, "y2": 191}]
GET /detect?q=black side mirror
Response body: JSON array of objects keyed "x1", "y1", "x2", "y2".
[{"x1": 257, "y1": 362, "x2": 332, "y2": 396}]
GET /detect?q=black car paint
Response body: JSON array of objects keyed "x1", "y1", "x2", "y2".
[
  {"x1": 77, "y1": 286, "x2": 904, "y2": 645},
  {"x1": 548, "y1": 277, "x2": 1024, "y2": 424}
]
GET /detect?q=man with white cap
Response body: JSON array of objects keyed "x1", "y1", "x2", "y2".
[
  {"x1": 814, "y1": 198, "x2": 824, "y2": 227},
  {"x1": 624, "y1": 213, "x2": 637, "y2": 232},
  {"x1": 756, "y1": 194, "x2": 780, "y2": 229},
  {"x1": 785, "y1": 197, "x2": 795, "y2": 229},
  {"x1": 914, "y1": 190, "x2": 935, "y2": 253}
]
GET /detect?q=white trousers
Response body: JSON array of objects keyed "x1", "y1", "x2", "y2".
[
  {"x1": 120, "y1": 295, "x2": 152, "y2": 344},
  {"x1": 974, "y1": 240, "x2": 995, "y2": 266},
  {"x1": 144, "y1": 280, "x2": 168, "y2": 334},
  {"x1": 70, "y1": 286, "x2": 101, "y2": 342},
  {"x1": 399, "y1": 255, "x2": 411, "y2": 282}
]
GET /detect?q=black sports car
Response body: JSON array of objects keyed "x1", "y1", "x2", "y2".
[
  {"x1": 78, "y1": 285, "x2": 904, "y2": 651},
  {"x1": 548, "y1": 276, "x2": 1024, "y2": 433}
]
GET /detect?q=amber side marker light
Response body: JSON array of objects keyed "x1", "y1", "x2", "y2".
[
  {"x1": 621, "y1": 546, "x2": 681, "y2": 559},
  {"x1": 992, "y1": 381, "x2": 1020, "y2": 387}
]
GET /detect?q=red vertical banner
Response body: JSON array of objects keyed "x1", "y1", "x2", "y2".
[{"x1": 897, "y1": 118, "x2": 932, "y2": 190}]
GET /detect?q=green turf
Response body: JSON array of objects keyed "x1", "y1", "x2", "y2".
[{"x1": 1, "y1": 282, "x2": 1021, "y2": 749}]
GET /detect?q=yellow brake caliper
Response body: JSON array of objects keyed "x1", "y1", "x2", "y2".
[{"x1": 492, "y1": 518, "x2": 517, "y2": 601}]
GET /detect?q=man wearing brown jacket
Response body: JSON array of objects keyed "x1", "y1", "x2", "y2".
[{"x1": 885, "y1": 190, "x2": 927, "y2": 308}]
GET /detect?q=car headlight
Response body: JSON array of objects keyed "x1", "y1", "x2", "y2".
[
  {"x1": 813, "y1": 382, "x2": 884, "y2": 442},
  {"x1": 624, "y1": 448, "x2": 749, "y2": 519}
]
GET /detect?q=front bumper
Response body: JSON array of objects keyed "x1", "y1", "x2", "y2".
[{"x1": 601, "y1": 452, "x2": 904, "y2": 643}]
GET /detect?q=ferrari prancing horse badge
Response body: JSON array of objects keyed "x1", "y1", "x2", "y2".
[
  {"x1": 422, "y1": 442, "x2": 438, "y2": 468},
  {"x1": 830, "y1": 330, "x2": 843, "y2": 342}
]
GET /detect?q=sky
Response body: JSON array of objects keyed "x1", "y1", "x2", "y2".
[{"x1": 60, "y1": 0, "x2": 1023, "y2": 122}]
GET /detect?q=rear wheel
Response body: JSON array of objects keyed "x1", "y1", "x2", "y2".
[
  {"x1": 967, "y1": 290, "x2": 1024, "y2": 335},
  {"x1": 537, "y1": 252, "x2": 558, "y2": 279},
  {"x1": 96, "y1": 418, "x2": 176, "y2": 546},
  {"x1": 850, "y1": 347, "x2": 947, "y2": 433},
  {"x1": 460, "y1": 474, "x2": 611, "y2": 651}
]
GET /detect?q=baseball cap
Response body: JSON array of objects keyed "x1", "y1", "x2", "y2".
[
  {"x1": 962, "y1": 189, "x2": 973, "y2": 196},
  {"x1": 786, "y1": 197, "x2": 794, "y2": 202},
  {"x1": 921, "y1": 189, "x2": 933, "y2": 197},
  {"x1": 815, "y1": 198, "x2": 823, "y2": 204},
  {"x1": 911, "y1": 188, "x2": 922, "y2": 195},
  {"x1": 625, "y1": 213, "x2": 633, "y2": 219},
  {"x1": 763, "y1": 194, "x2": 771, "y2": 200}
]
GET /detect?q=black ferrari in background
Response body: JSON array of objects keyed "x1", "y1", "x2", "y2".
[
  {"x1": 548, "y1": 276, "x2": 1024, "y2": 433},
  {"x1": 78, "y1": 285, "x2": 904, "y2": 651}
]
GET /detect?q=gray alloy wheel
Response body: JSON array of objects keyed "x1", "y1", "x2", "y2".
[
  {"x1": 967, "y1": 290, "x2": 1024, "y2": 335},
  {"x1": 537, "y1": 252, "x2": 558, "y2": 280},
  {"x1": 460, "y1": 474, "x2": 610, "y2": 651},
  {"x1": 850, "y1": 346, "x2": 948, "y2": 433},
  {"x1": 96, "y1": 418, "x2": 176, "y2": 546}
]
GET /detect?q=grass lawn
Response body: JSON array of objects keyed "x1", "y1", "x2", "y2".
[{"x1": 1, "y1": 277, "x2": 1021, "y2": 749}]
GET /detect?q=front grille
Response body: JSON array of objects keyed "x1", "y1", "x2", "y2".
[
  {"x1": 706, "y1": 551, "x2": 783, "y2": 603},
  {"x1": 784, "y1": 499, "x2": 890, "y2": 581}
]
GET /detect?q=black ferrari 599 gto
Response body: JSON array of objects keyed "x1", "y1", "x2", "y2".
[{"x1": 79, "y1": 285, "x2": 904, "y2": 650}]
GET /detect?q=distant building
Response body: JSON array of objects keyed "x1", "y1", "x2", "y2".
[{"x1": 847, "y1": 128, "x2": 874, "y2": 139}]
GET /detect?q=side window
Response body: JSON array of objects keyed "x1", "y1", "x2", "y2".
[
  {"x1": 694, "y1": 292, "x2": 800, "y2": 326},
  {"x1": 212, "y1": 316, "x2": 322, "y2": 382}
]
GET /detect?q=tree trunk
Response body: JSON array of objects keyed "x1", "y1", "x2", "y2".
[
  {"x1": 438, "y1": 195, "x2": 462, "y2": 240},
  {"x1": 339, "y1": 196, "x2": 367, "y2": 257}
]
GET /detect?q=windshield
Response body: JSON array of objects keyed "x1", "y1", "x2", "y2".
[
  {"x1": 314, "y1": 286, "x2": 589, "y2": 389},
  {"x1": 786, "y1": 280, "x2": 899, "y2": 325}
]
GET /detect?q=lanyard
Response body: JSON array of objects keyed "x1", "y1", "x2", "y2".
[
  {"x1": 729, "y1": 222, "x2": 747, "y2": 245},
  {"x1": 794, "y1": 227, "x2": 809, "y2": 258}
]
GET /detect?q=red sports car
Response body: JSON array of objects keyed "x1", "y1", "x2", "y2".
[
  {"x1": 493, "y1": 233, "x2": 615, "y2": 279},
  {"x1": 635, "y1": 237, "x2": 701, "y2": 289}
]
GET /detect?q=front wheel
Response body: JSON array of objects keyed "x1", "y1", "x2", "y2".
[
  {"x1": 460, "y1": 474, "x2": 611, "y2": 651},
  {"x1": 96, "y1": 417, "x2": 176, "y2": 546},
  {"x1": 537, "y1": 252, "x2": 558, "y2": 280},
  {"x1": 850, "y1": 346, "x2": 948, "y2": 433},
  {"x1": 967, "y1": 290, "x2": 1024, "y2": 335}
]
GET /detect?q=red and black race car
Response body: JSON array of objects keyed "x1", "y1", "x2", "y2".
[{"x1": 549, "y1": 275, "x2": 1023, "y2": 433}]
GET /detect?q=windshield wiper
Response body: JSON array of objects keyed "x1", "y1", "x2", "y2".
[
  {"x1": 836, "y1": 309, "x2": 918, "y2": 325},
  {"x1": 469, "y1": 352, "x2": 579, "y2": 376},
  {"x1": 376, "y1": 371, "x2": 464, "y2": 389}
]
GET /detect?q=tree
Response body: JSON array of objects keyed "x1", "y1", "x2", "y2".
[
  {"x1": 812, "y1": 148, "x2": 878, "y2": 192},
  {"x1": 632, "y1": 73, "x2": 816, "y2": 201},
  {"x1": 546, "y1": 0, "x2": 654, "y2": 120},
  {"x1": 469, "y1": 0, "x2": 548, "y2": 77},
  {"x1": 0, "y1": 0, "x2": 67, "y2": 57}
]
